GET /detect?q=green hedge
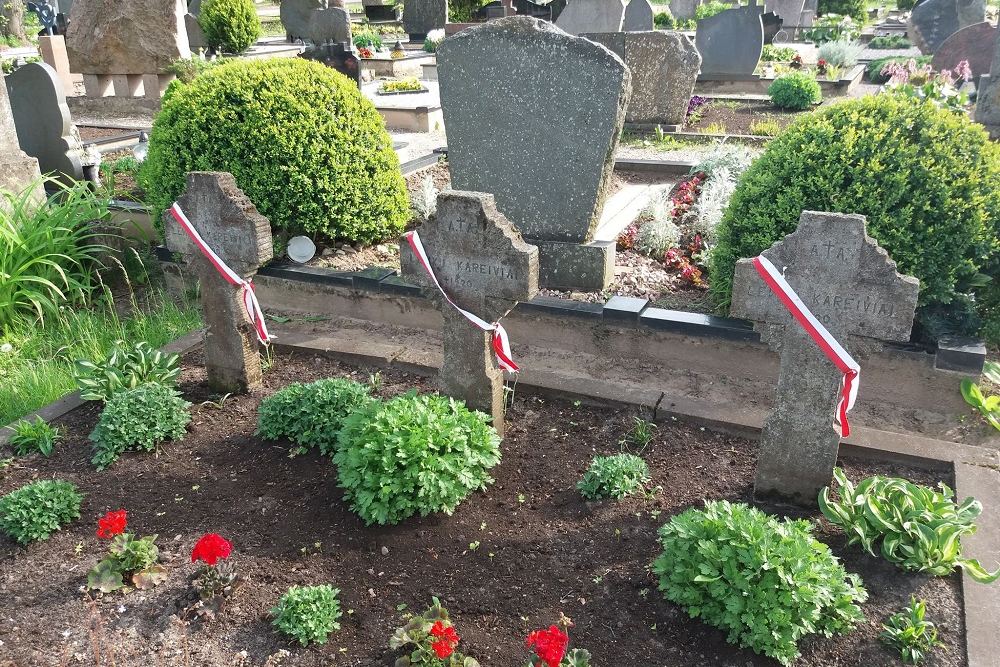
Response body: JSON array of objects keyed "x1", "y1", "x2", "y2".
[
  {"x1": 140, "y1": 59, "x2": 409, "y2": 245},
  {"x1": 710, "y1": 94, "x2": 1000, "y2": 343},
  {"x1": 199, "y1": 0, "x2": 261, "y2": 53},
  {"x1": 768, "y1": 72, "x2": 822, "y2": 110}
]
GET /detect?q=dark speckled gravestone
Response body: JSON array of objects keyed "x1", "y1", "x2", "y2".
[
  {"x1": 730, "y1": 211, "x2": 918, "y2": 505},
  {"x1": 695, "y1": 0, "x2": 764, "y2": 77},
  {"x1": 403, "y1": 0, "x2": 447, "y2": 41},
  {"x1": 908, "y1": 0, "x2": 985, "y2": 54},
  {"x1": 623, "y1": 0, "x2": 653, "y2": 30},
  {"x1": 931, "y1": 21, "x2": 997, "y2": 82}
]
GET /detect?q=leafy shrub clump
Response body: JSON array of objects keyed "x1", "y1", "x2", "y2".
[
  {"x1": 868, "y1": 34, "x2": 911, "y2": 49},
  {"x1": 74, "y1": 341, "x2": 180, "y2": 402},
  {"x1": 866, "y1": 55, "x2": 931, "y2": 83},
  {"x1": 635, "y1": 199, "x2": 680, "y2": 256},
  {"x1": 333, "y1": 391, "x2": 501, "y2": 525},
  {"x1": 654, "y1": 501, "x2": 867, "y2": 665},
  {"x1": 256, "y1": 378, "x2": 374, "y2": 455},
  {"x1": 695, "y1": 0, "x2": 730, "y2": 20},
  {"x1": 653, "y1": 10, "x2": 675, "y2": 27},
  {"x1": 768, "y1": 72, "x2": 822, "y2": 109},
  {"x1": 761, "y1": 44, "x2": 797, "y2": 62},
  {"x1": 7, "y1": 416, "x2": 60, "y2": 457},
  {"x1": 817, "y1": 39, "x2": 863, "y2": 67},
  {"x1": 880, "y1": 597, "x2": 942, "y2": 665},
  {"x1": 89, "y1": 383, "x2": 191, "y2": 470},
  {"x1": 140, "y1": 59, "x2": 409, "y2": 244},
  {"x1": 817, "y1": 0, "x2": 866, "y2": 23},
  {"x1": 0, "y1": 479, "x2": 82, "y2": 544},
  {"x1": 710, "y1": 94, "x2": 1000, "y2": 342},
  {"x1": 577, "y1": 453, "x2": 650, "y2": 500},
  {"x1": 271, "y1": 585, "x2": 342, "y2": 646},
  {"x1": 199, "y1": 0, "x2": 261, "y2": 53}
]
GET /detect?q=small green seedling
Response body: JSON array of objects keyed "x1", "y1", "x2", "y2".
[{"x1": 880, "y1": 597, "x2": 942, "y2": 664}]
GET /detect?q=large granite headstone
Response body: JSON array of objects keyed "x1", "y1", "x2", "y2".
[
  {"x1": 66, "y1": 0, "x2": 190, "y2": 73},
  {"x1": 309, "y1": 6, "x2": 353, "y2": 43},
  {"x1": 400, "y1": 191, "x2": 539, "y2": 437},
  {"x1": 0, "y1": 77, "x2": 43, "y2": 205},
  {"x1": 584, "y1": 30, "x2": 701, "y2": 126},
  {"x1": 931, "y1": 21, "x2": 997, "y2": 82},
  {"x1": 696, "y1": 0, "x2": 764, "y2": 77},
  {"x1": 908, "y1": 0, "x2": 985, "y2": 54},
  {"x1": 765, "y1": 0, "x2": 804, "y2": 24},
  {"x1": 438, "y1": 17, "x2": 631, "y2": 291},
  {"x1": 623, "y1": 0, "x2": 653, "y2": 30},
  {"x1": 5, "y1": 62, "x2": 84, "y2": 185},
  {"x1": 974, "y1": 30, "x2": 1000, "y2": 138},
  {"x1": 186, "y1": 13, "x2": 207, "y2": 50},
  {"x1": 555, "y1": 0, "x2": 626, "y2": 35},
  {"x1": 403, "y1": 0, "x2": 447, "y2": 40},
  {"x1": 281, "y1": 0, "x2": 327, "y2": 41},
  {"x1": 730, "y1": 211, "x2": 919, "y2": 505},
  {"x1": 164, "y1": 172, "x2": 273, "y2": 393},
  {"x1": 300, "y1": 41, "x2": 361, "y2": 84}
]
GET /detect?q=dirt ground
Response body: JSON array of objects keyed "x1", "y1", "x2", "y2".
[
  {"x1": 685, "y1": 100, "x2": 804, "y2": 136},
  {"x1": 0, "y1": 351, "x2": 967, "y2": 667}
]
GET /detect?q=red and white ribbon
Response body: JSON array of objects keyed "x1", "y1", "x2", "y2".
[
  {"x1": 169, "y1": 202, "x2": 272, "y2": 345},
  {"x1": 404, "y1": 230, "x2": 519, "y2": 373},
  {"x1": 752, "y1": 255, "x2": 860, "y2": 437}
]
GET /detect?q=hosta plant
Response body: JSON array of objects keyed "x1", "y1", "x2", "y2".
[
  {"x1": 960, "y1": 361, "x2": 1000, "y2": 431},
  {"x1": 89, "y1": 382, "x2": 191, "y2": 470},
  {"x1": 880, "y1": 597, "x2": 942, "y2": 665},
  {"x1": 0, "y1": 479, "x2": 82, "y2": 544},
  {"x1": 87, "y1": 510, "x2": 166, "y2": 592},
  {"x1": 390, "y1": 597, "x2": 480, "y2": 666},
  {"x1": 654, "y1": 500, "x2": 867, "y2": 665},
  {"x1": 271, "y1": 585, "x2": 342, "y2": 646},
  {"x1": 74, "y1": 341, "x2": 180, "y2": 401},
  {"x1": 819, "y1": 467, "x2": 1000, "y2": 583},
  {"x1": 7, "y1": 416, "x2": 60, "y2": 456},
  {"x1": 577, "y1": 453, "x2": 650, "y2": 501}
]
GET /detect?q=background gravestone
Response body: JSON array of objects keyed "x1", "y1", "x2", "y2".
[
  {"x1": 908, "y1": 0, "x2": 984, "y2": 54},
  {"x1": 622, "y1": 0, "x2": 653, "y2": 30},
  {"x1": 164, "y1": 172, "x2": 273, "y2": 393},
  {"x1": 761, "y1": 11, "x2": 782, "y2": 43},
  {"x1": 66, "y1": 0, "x2": 190, "y2": 73},
  {"x1": 403, "y1": 0, "x2": 447, "y2": 40},
  {"x1": 400, "y1": 191, "x2": 539, "y2": 436},
  {"x1": 281, "y1": 0, "x2": 327, "y2": 41},
  {"x1": 974, "y1": 33, "x2": 1000, "y2": 138},
  {"x1": 696, "y1": 0, "x2": 764, "y2": 77},
  {"x1": 669, "y1": 0, "x2": 699, "y2": 20},
  {"x1": 765, "y1": 0, "x2": 804, "y2": 25},
  {"x1": 0, "y1": 79, "x2": 43, "y2": 206},
  {"x1": 309, "y1": 6, "x2": 353, "y2": 43},
  {"x1": 437, "y1": 17, "x2": 631, "y2": 291},
  {"x1": 730, "y1": 211, "x2": 919, "y2": 505},
  {"x1": 5, "y1": 62, "x2": 84, "y2": 185},
  {"x1": 931, "y1": 22, "x2": 997, "y2": 82},
  {"x1": 555, "y1": 0, "x2": 627, "y2": 35}
]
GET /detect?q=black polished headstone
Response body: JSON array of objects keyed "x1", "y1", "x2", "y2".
[
  {"x1": 299, "y1": 42, "x2": 361, "y2": 86},
  {"x1": 762, "y1": 11, "x2": 782, "y2": 43}
]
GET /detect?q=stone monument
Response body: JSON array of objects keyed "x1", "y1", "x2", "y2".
[
  {"x1": 27, "y1": 1, "x2": 74, "y2": 93},
  {"x1": 730, "y1": 211, "x2": 919, "y2": 505},
  {"x1": 404, "y1": 0, "x2": 448, "y2": 41},
  {"x1": 437, "y1": 17, "x2": 631, "y2": 291},
  {"x1": 931, "y1": 21, "x2": 997, "y2": 82},
  {"x1": 764, "y1": 0, "x2": 804, "y2": 25},
  {"x1": 908, "y1": 0, "x2": 985, "y2": 54},
  {"x1": 309, "y1": 6, "x2": 353, "y2": 43},
  {"x1": 623, "y1": 0, "x2": 654, "y2": 30},
  {"x1": 696, "y1": 0, "x2": 764, "y2": 78},
  {"x1": 281, "y1": 0, "x2": 327, "y2": 41},
  {"x1": 164, "y1": 172, "x2": 273, "y2": 393},
  {"x1": 974, "y1": 32, "x2": 1000, "y2": 138},
  {"x1": 555, "y1": 0, "x2": 627, "y2": 35},
  {"x1": 0, "y1": 79, "x2": 43, "y2": 205},
  {"x1": 400, "y1": 191, "x2": 539, "y2": 436}
]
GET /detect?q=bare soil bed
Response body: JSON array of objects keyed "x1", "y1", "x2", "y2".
[
  {"x1": 685, "y1": 100, "x2": 804, "y2": 135},
  {"x1": 0, "y1": 351, "x2": 966, "y2": 667}
]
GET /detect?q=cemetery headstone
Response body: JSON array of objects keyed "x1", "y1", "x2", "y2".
[
  {"x1": 478, "y1": 0, "x2": 553, "y2": 19},
  {"x1": 669, "y1": 0, "x2": 699, "y2": 19},
  {"x1": 764, "y1": 0, "x2": 803, "y2": 25},
  {"x1": 0, "y1": 78, "x2": 43, "y2": 205},
  {"x1": 4, "y1": 62, "x2": 84, "y2": 185},
  {"x1": 403, "y1": 0, "x2": 448, "y2": 40},
  {"x1": 400, "y1": 191, "x2": 539, "y2": 437},
  {"x1": 623, "y1": 0, "x2": 654, "y2": 30},
  {"x1": 931, "y1": 21, "x2": 997, "y2": 82},
  {"x1": 974, "y1": 30, "x2": 1000, "y2": 138},
  {"x1": 696, "y1": 0, "x2": 764, "y2": 77},
  {"x1": 281, "y1": 0, "x2": 327, "y2": 41},
  {"x1": 186, "y1": 13, "x2": 208, "y2": 50},
  {"x1": 437, "y1": 17, "x2": 631, "y2": 291},
  {"x1": 309, "y1": 6, "x2": 353, "y2": 43},
  {"x1": 548, "y1": 0, "x2": 568, "y2": 20},
  {"x1": 164, "y1": 172, "x2": 273, "y2": 393},
  {"x1": 555, "y1": 0, "x2": 626, "y2": 35},
  {"x1": 908, "y1": 0, "x2": 984, "y2": 54},
  {"x1": 28, "y1": 1, "x2": 74, "y2": 94},
  {"x1": 730, "y1": 211, "x2": 919, "y2": 505},
  {"x1": 761, "y1": 11, "x2": 782, "y2": 43},
  {"x1": 300, "y1": 41, "x2": 362, "y2": 84}
]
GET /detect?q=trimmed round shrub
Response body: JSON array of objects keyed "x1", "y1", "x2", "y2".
[
  {"x1": 271, "y1": 584, "x2": 342, "y2": 646},
  {"x1": 710, "y1": 94, "x2": 1000, "y2": 342},
  {"x1": 256, "y1": 378, "x2": 374, "y2": 455},
  {"x1": 768, "y1": 72, "x2": 822, "y2": 110},
  {"x1": 653, "y1": 500, "x2": 868, "y2": 665},
  {"x1": 199, "y1": 0, "x2": 261, "y2": 54},
  {"x1": 140, "y1": 59, "x2": 409, "y2": 244},
  {"x1": 0, "y1": 479, "x2": 82, "y2": 544},
  {"x1": 577, "y1": 453, "x2": 650, "y2": 500},
  {"x1": 89, "y1": 383, "x2": 192, "y2": 470},
  {"x1": 333, "y1": 391, "x2": 501, "y2": 525}
]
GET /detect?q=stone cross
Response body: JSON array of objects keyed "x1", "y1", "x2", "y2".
[
  {"x1": 401, "y1": 191, "x2": 539, "y2": 437},
  {"x1": 730, "y1": 211, "x2": 919, "y2": 505},
  {"x1": 164, "y1": 172, "x2": 273, "y2": 394}
]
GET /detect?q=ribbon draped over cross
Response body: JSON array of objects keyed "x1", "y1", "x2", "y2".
[
  {"x1": 169, "y1": 202, "x2": 272, "y2": 346},
  {"x1": 752, "y1": 255, "x2": 860, "y2": 437},
  {"x1": 404, "y1": 230, "x2": 520, "y2": 373}
]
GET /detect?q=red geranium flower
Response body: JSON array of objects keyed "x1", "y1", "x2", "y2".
[
  {"x1": 191, "y1": 533, "x2": 232, "y2": 566},
  {"x1": 430, "y1": 620, "x2": 459, "y2": 658},
  {"x1": 96, "y1": 509, "x2": 127, "y2": 539},
  {"x1": 526, "y1": 625, "x2": 569, "y2": 667}
]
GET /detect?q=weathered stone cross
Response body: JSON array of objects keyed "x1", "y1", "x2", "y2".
[
  {"x1": 164, "y1": 172, "x2": 273, "y2": 394},
  {"x1": 401, "y1": 190, "x2": 539, "y2": 437},
  {"x1": 730, "y1": 211, "x2": 919, "y2": 505}
]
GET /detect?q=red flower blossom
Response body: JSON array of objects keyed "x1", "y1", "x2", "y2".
[
  {"x1": 191, "y1": 533, "x2": 232, "y2": 566},
  {"x1": 96, "y1": 510, "x2": 127, "y2": 539},
  {"x1": 430, "y1": 620, "x2": 459, "y2": 658},
  {"x1": 526, "y1": 626, "x2": 569, "y2": 667}
]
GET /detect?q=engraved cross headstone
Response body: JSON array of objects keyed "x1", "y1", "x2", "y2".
[
  {"x1": 401, "y1": 190, "x2": 539, "y2": 437},
  {"x1": 164, "y1": 172, "x2": 273, "y2": 394},
  {"x1": 730, "y1": 211, "x2": 919, "y2": 505}
]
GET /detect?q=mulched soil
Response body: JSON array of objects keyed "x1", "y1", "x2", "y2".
[
  {"x1": 685, "y1": 100, "x2": 805, "y2": 136},
  {"x1": 0, "y1": 351, "x2": 966, "y2": 667},
  {"x1": 78, "y1": 126, "x2": 142, "y2": 142}
]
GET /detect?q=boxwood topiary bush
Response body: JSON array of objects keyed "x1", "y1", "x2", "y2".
[
  {"x1": 710, "y1": 94, "x2": 1000, "y2": 343},
  {"x1": 333, "y1": 391, "x2": 501, "y2": 525},
  {"x1": 768, "y1": 72, "x2": 822, "y2": 110},
  {"x1": 140, "y1": 59, "x2": 409, "y2": 245},
  {"x1": 199, "y1": 0, "x2": 261, "y2": 54}
]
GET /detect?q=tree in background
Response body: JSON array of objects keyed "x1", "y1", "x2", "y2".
[{"x1": 1, "y1": 0, "x2": 28, "y2": 45}]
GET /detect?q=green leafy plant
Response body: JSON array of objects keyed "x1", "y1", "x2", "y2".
[
  {"x1": 577, "y1": 453, "x2": 650, "y2": 500},
  {"x1": 749, "y1": 119, "x2": 782, "y2": 136},
  {"x1": 961, "y1": 375, "x2": 1000, "y2": 431},
  {"x1": 0, "y1": 479, "x2": 82, "y2": 544},
  {"x1": 333, "y1": 391, "x2": 501, "y2": 525},
  {"x1": 87, "y1": 510, "x2": 166, "y2": 593},
  {"x1": 653, "y1": 500, "x2": 867, "y2": 665},
  {"x1": 422, "y1": 28, "x2": 445, "y2": 52},
  {"x1": 199, "y1": 0, "x2": 261, "y2": 53},
  {"x1": 353, "y1": 27, "x2": 384, "y2": 50},
  {"x1": 761, "y1": 44, "x2": 797, "y2": 62},
  {"x1": 165, "y1": 54, "x2": 222, "y2": 84},
  {"x1": 391, "y1": 597, "x2": 479, "y2": 666},
  {"x1": 74, "y1": 341, "x2": 180, "y2": 401},
  {"x1": 6, "y1": 416, "x2": 60, "y2": 457},
  {"x1": 256, "y1": 377, "x2": 374, "y2": 455},
  {"x1": 271, "y1": 584, "x2": 342, "y2": 646},
  {"x1": 695, "y1": 0, "x2": 732, "y2": 19},
  {"x1": 803, "y1": 13, "x2": 861, "y2": 42},
  {"x1": 89, "y1": 383, "x2": 191, "y2": 470},
  {"x1": 653, "y1": 9, "x2": 675, "y2": 27},
  {"x1": 880, "y1": 597, "x2": 942, "y2": 664},
  {"x1": 866, "y1": 54, "x2": 931, "y2": 83},
  {"x1": 869, "y1": 34, "x2": 911, "y2": 49},
  {"x1": 0, "y1": 178, "x2": 108, "y2": 328},
  {"x1": 817, "y1": 39, "x2": 863, "y2": 67},
  {"x1": 768, "y1": 71, "x2": 822, "y2": 109},
  {"x1": 819, "y1": 467, "x2": 1000, "y2": 583},
  {"x1": 140, "y1": 58, "x2": 409, "y2": 245}
]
